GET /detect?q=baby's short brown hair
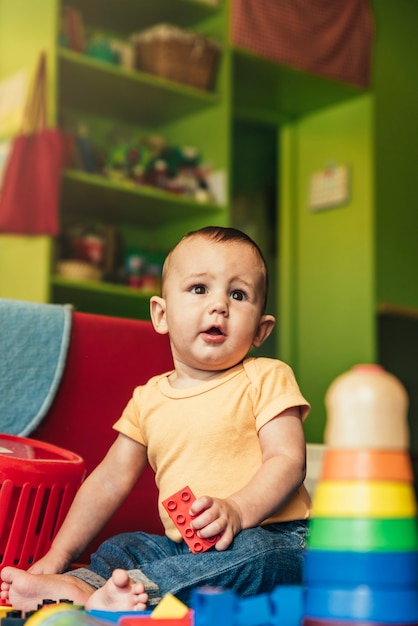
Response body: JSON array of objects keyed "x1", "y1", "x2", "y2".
[{"x1": 162, "y1": 226, "x2": 269, "y2": 312}]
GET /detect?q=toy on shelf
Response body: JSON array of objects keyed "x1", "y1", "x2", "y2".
[
  {"x1": 85, "y1": 34, "x2": 119, "y2": 65},
  {"x1": 123, "y1": 247, "x2": 146, "y2": 289},
  {"x1": 121, "y1": 246, "x2": 163, "y2": 292},
  {"x1": 59, "y1": 6, "x2": 133, "y2": 68},
  {"x1": 55, "y1": 224, "x2": 109, "y2": 283},
  {"x1": 162, "y1": 486, "x2": 220, "y2": 554},
  {"x1": 55, "y1": 220, "x2": 164, "y2": 292},
  {"x1": 63, "y1": 115, "x2": 216, "y2": 204},
  {"x1": 104, "y1": 138, "x2": 149, "y2": 185},
  {"x1": 59, "y1": 6, "x2": 85, "y2": 53}
]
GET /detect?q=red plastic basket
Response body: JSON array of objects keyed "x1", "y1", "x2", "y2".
[{"x1": 0, "y1": 434, "x2": 86, "y2": 570}]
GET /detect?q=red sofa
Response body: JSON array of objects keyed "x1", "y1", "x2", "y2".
[{"x1": 31, "y1": 310, "x2": 173, "y2": 565}]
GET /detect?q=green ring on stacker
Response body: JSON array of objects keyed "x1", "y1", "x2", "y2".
[{"x1": 307, "y1": 517, "x2": 418, "y2": 551}]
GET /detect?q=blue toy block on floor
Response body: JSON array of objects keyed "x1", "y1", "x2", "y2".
[
  {"x1": 192, "y1": 587, "x2": 236, "y2": 626},
  {"x1": 270, "y1": 586, "x2": 304, "y2": 626},
  {"x1": 236, "y1": 593, "x2": 275, "y2": 626}
]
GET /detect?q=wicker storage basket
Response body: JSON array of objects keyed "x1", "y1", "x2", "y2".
[{"x1": 134, "y1": 24, "x2": 221, "y2": 91}]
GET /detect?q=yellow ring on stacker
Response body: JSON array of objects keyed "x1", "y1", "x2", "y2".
[{"x1": 312, "y1": 480, "x2": 417, "y2": 518}]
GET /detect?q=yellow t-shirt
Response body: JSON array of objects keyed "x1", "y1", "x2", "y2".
[{"x1": 114, "y1": 356, "x2": 311, "y2": 541}]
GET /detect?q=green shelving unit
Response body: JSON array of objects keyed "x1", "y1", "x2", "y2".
[
  {"x1": 54, "y1": 0, "x2": 230, "y2": 315},
  {"x1": 64, "y1": 0, "x2": 221, "y2": 34},
  {"x1": 58, "y1": 48, "x2": 221, "y2": 126},
  {"x1": 232, "y1": 47, "x2": 365, "y2": 124},
  {"x1": 61, "y1": 170, "x2": 225, "y2": 226},
  {"x1": 0, "y1": 0, "x2": 367, "y2": 326}
]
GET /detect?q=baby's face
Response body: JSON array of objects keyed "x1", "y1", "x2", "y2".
[{"x1": 161, "y1": 236, "x2": 267, "y2": 374}]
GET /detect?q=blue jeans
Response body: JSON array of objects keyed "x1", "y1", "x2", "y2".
[{"x1": 69, "y1": 521, "x2": 308, "y2": 607}]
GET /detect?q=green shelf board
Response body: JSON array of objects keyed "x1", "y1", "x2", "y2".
[
  {"x1": 51, "y1": 275, "x2": 155, "y2": 320},
  {"x1": 233, "y1": 47, "x2": 367, "y2": 123},
  {"x1": 58, "y1": 49, "x2": 220, "y2": 125},
  {"x1": 61, "y1": 170, "x2": 226, "y2": 226},
  {"x1": 66, "y1": 0, "x2": 222, "y2": 35},
  {"x1": 52, "y1": 275, "x2": 155, "y2": 298}
]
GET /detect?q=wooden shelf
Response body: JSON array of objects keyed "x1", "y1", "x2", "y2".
[
  {"x1": 61, "y1": 170, "x2": 225, "y2": 226},
  {"x1": 58, "y1": 49, "x2": 221, "y2": 125},
  {"x1": 232, "y1": 47, "x2": 366, "y2": 124}
]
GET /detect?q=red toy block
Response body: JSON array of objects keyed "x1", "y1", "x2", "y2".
[{"x1": 162, "y1": 486, "x2": 220, "y2": 553}]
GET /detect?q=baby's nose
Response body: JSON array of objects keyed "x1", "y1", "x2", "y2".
[{"x1": 208, "y1": 293, "x2": 229, "y2": 315}]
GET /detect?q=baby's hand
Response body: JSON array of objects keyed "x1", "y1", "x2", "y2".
[{"x1": 190, "y1": 495, "x2": 242, "y2": 551}]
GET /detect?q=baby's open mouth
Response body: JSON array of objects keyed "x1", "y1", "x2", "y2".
[{"x1": 205, "y1": 327, "x2": 223, "y2": 336}]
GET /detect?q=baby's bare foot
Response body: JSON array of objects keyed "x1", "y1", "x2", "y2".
[
  {"x1": 85, "y1": 569, "x2": 148, "y2": 611},
  {"x1": 1, "y1": 567, "x2": 94, "y2": 613}
]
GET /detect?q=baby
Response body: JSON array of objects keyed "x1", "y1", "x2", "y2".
[{"x1": 1, "y1": 226, "x2": 310, "y2": 612}]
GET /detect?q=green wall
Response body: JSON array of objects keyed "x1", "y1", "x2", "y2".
[
  {"x1": 0, "y1": 0, "x2": 58, "y2": 302},
  {"x1": 0, "y1": 0, "x2": 57, "y2": 94},
  {"x1": 373, "y1": 1, "x2": 418, "y2": 471},
  {"x1": 374, "y1": 1, "x2": 418, "y2": 309},
  {"x1": 280, "y1": 96, "x2": 375, "y2": 442},
  {"x1": 280, "y1": 0, "x2": 418, "y2": 443}
]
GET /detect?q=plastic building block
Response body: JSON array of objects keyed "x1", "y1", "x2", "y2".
[
  {"x1": 162, "y1": 487, "x2": 219, "y2": 553},
  {"x1": 236, "y1": 593, "x2": 275, "y2": 626},
  {"x1": 89, "y1": 611, "x2": 149, "y2": 624},
  {"x1": 0, "y1": 610, "x2": 25, "y2": 626},
  {"x1": 270, "y1": 586, "x2": 304, "y2": 626},
  {"x1": 192, "y1": 587, "x2": 236, "y2": 626},
  {"x1": 0, "y1": 606, "x2": 15, "y2": 619},
  {"x1": 151, "y1": 594, "x2": 189, "y2": 619},
  {"x1": 119, "y1": 612, "x2": 192, "y2": 626}
]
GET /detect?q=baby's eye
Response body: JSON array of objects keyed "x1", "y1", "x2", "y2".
[
  {"x1": 191, "y1": 284, "x2": 207, "y2": 295},
  {"x1": 231, "y1": 290, "x2": 246, "y2": 301}
]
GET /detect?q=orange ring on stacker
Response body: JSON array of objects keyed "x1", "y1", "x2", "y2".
[
  {"x1": 312, "y1": 480, "x2": 417, "y2": 518},
  {"x1": 320, "y1": 449, "x2": 413, "y2": 482}
]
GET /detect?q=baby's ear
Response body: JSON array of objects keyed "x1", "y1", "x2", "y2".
[
  {"x1": 150, "y1": 296, "x2": 169, "y2": 334},
  {"x1": 252, "y1": 314, "x2": 276, "y2": 348}
]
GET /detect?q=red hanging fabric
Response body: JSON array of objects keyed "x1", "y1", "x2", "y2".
[{"x1": 231, "y1": 0, "x2": 374, "y2": 88}]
